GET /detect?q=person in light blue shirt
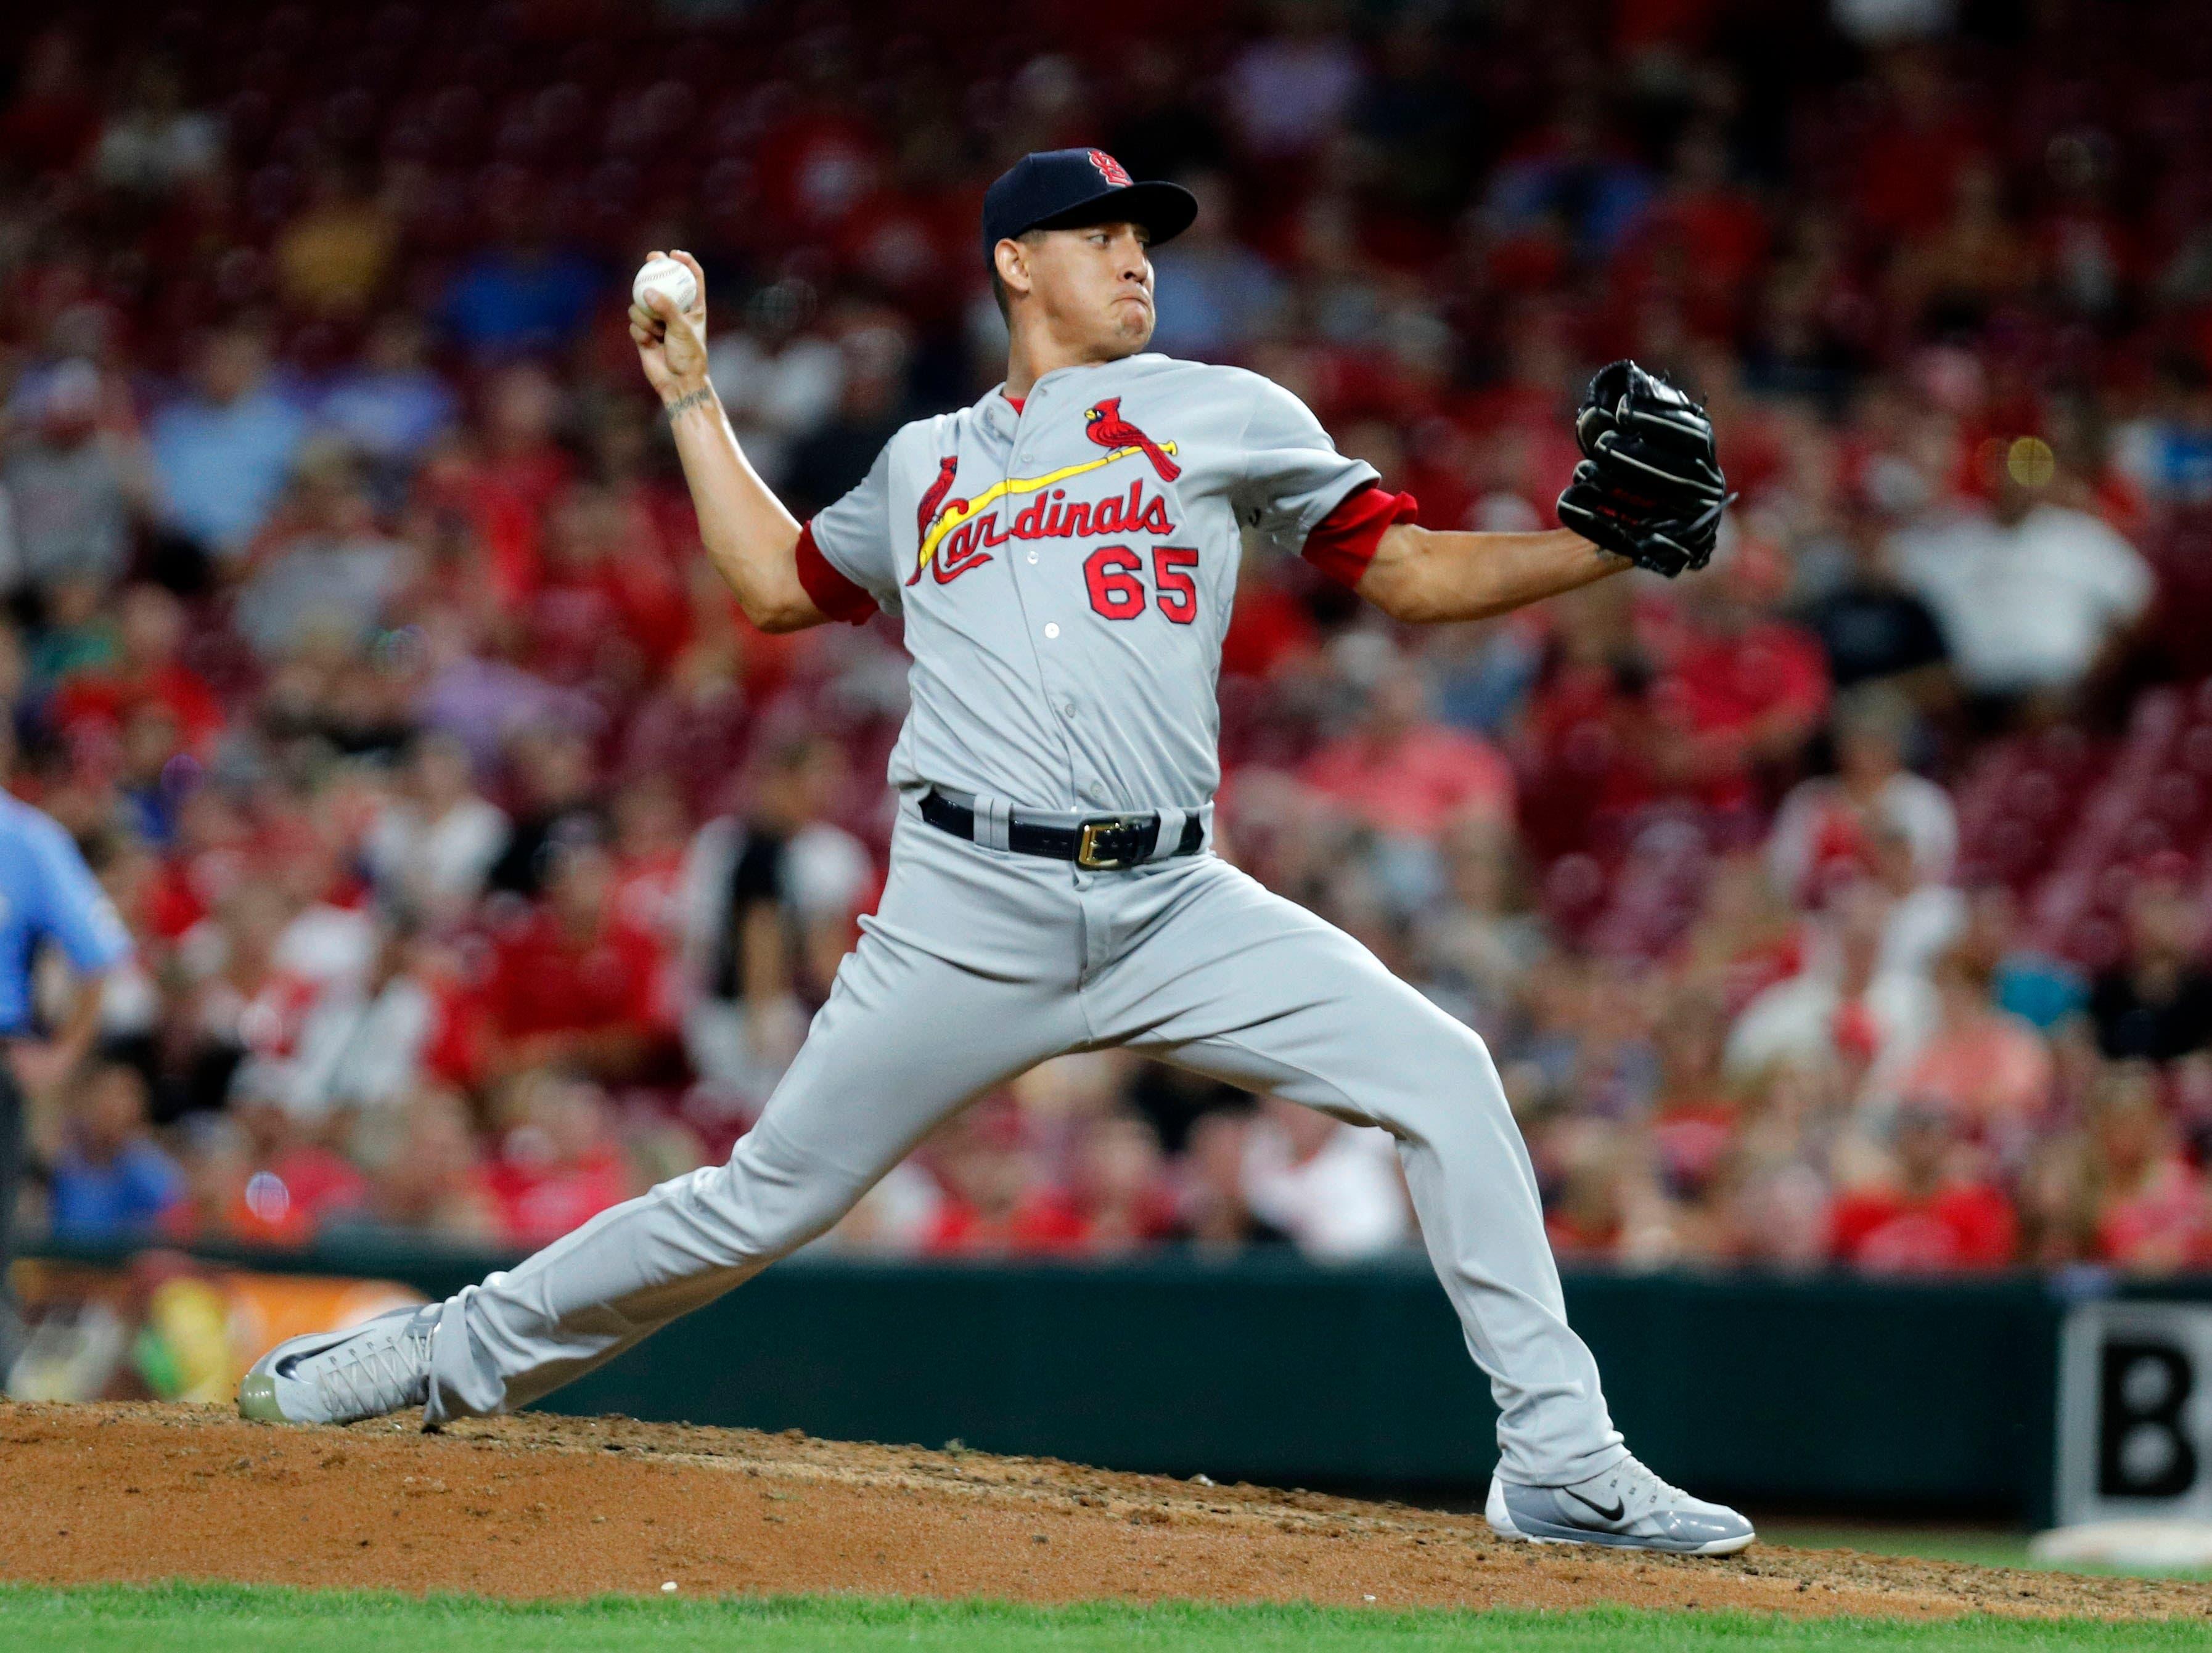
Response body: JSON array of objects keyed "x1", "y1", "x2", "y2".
[
  {"x1": 0, "y1": 785, "x2": 131, "y2": 1361},
  {"x1": 314, "y1": 312, "x2": 456, "y2": 505},
  {"x1": 147, "y1": 325, "x2": 306, "y2": 558},
  {"x1": 1145, "y1": 174, "x2": 1285, "y2": 361},
  {"x1": 0, "y1": 792, "x2": 131, "y2": 1037}
]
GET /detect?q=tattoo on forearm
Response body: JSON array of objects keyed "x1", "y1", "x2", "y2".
[{"x1": 665, "y1": 386, "x2": 716, "y2": 421}]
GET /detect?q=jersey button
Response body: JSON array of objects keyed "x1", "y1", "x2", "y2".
[
  {"x1": 1026, "y1": 550, "x2": 1038, "y2": 563},
  {"x1": 1043, "y1": 622, "x2": 1060, "y2": 639}
]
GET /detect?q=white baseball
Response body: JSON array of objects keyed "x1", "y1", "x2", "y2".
[{"x1": 633, "y1": 255, "x2": 698, "y2": 316}]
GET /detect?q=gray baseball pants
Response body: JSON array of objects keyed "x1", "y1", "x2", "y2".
[{"x1": 423, "y1": 802, "x2": 1626, "y2": 1484}]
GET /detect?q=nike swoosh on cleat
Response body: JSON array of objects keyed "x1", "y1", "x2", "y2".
[{"x1": 1562, "y1": 1488, "x2": 1626, "y2": 1523}]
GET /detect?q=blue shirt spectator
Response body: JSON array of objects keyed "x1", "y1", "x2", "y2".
[
  {"x1": 46, "y1": 1063, "x2": 181, "y2": 1238},
  {"x1": 147, "y1": 327, "x2": 306, "y2": 557},
  {"x1": 1485, "y1": 108, "x2": 1655, "y2": 260},
  {"x1": 0, "y1": 790, "x2": 130, "y2": 1034},
  {"x1": 2113, "y1": 365, "x2": 2212, "y2": 506},
  {"x1": 0, "y1": 791, "x2": 131, "y2": 1305},
  {"x1": 316, "y1": 313, "x2": 457, "y2": 484},
  {"x1": 439, "y1": 243, "x2": 600, "y2": 357},
  {"x1": 1995, "y1": 952, "x2": 2089, "y2": 1031},
  {"x1": 1147, "y1": 174, "x2": 1285, "y2": 362}
]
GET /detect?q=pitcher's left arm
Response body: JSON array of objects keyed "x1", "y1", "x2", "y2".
[{"x1": 1357, "y1": 524, "x2": 1630, "y2": 624}]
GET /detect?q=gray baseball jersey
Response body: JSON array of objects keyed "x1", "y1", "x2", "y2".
[
  {"x1": 414, "y1": 354, "x2": 1628, "y2": 1490},
  {"x1": 800, "y1": 353, "x2": 1378, "y2": 813}
]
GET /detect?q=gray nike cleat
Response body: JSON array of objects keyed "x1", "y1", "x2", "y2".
[
  {"x1": 1486, "y1": 1454, "x2": 1754, "y2": 1556},
  {"x1": 237, "y1": 1305, "x2": 438, "y2": 1426}
]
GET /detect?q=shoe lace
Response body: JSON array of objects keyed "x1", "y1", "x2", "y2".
[
  {"x1": 1614, "y1": 1455, "x2": 1689, "y2": 1514},
  {"x1": 311, "y1": 1318, "x2": 432, "y2": 1421}
]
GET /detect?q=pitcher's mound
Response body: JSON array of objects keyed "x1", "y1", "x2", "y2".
[{"x1": 0, "y1": 1402, "x2": 2202, "y2": 1620}]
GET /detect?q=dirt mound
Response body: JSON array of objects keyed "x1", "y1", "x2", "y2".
[{"x1": 1, "y1": 1401, "x2": 2205, "y2": 1620}]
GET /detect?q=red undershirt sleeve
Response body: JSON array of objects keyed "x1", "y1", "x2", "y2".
[
  {"x1": 792, "y1": 521, "x2": 879, "y2": 624},
  {"x1": 1300, "y1": 486, "x2": 1420, "y2": 589}
]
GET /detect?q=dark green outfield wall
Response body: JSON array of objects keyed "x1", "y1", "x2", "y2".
[{"x1": 29, "y1": 1237, "x2": 2081, "y2": 1522}]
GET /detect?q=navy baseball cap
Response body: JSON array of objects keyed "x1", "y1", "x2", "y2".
[{"x1": 981, "y1": 149, "x2": 1198, "y2": 267}]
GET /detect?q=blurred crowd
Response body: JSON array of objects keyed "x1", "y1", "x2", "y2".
[{"x1": 6, "y1": 0, "x2": 2212, "y2": 1273}]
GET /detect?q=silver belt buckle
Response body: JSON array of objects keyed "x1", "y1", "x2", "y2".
[{"x1": 1076, "y1": 817, "x2": 1145, "y2": 870}]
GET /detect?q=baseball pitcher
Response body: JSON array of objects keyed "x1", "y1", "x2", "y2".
[{"x1": 242, "y1": 150, "x2": 1749, "y2": 1555}]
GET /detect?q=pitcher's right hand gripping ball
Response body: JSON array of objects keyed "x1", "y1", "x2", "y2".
[
  {"x1": 628, "y1": 248, "x2": 710, "y2": 404},
  {"x1": 1555, "y1": 359, "x2": 1735, "y2": 578}
]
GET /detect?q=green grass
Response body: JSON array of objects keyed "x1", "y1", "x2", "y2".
[{"x1": 2, "y1": 1582, "x2": 2209, "y2": 1652}]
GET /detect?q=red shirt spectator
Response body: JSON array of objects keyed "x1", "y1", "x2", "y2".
[
  {"x1": 1829, "y1": 1108, "x2": 2017, "y2": 1271},
  {"x1": 2095, "y1": 1082, "x2": 2207, "y2": 1271},
  {"x1": 487, "y1": 904, "x2": 658, "y2": 1043},
  {"x1": 484, "y1": 839, "x2": 666, "y2": 1080},
  {"x1": 753, "y1": 99, "x2": 885, "y2": 238},
  {"x1": 1849, "y1": 68, "x2": 1983, "y2": 241},
  {"x1": 528, "y1": 486, "x2": 691, "y2": 682},
  {"x1": 264, "y1": 1141, "x2": 371, "y2": 1226},
  {"x1": 1830, "y1": 1182, "x2": 2018, "y2": 1271},
  {"x1": 1644, "y1": 590, "x2": 1829, "y2": 811},
  {"x1": 484, "y1": 1075, "x2": 634, "y2": 1249},
  {"x1": 1219, "y1": 565, "x2": 1319, "y2": 681},
  {"x1": 49, "y1": 584, "x2": 225, "y2": 756},
  {"x1": 1520, "y1": 651, "x2": 1663, "y2": 846},
  {"x1": 1302, "y1": 665, "x2": 1514, "y2": 838},
  {"x1": 920, "y1": 1104, "x2": 1092, "y2": 1257},
  {"x1": 1544, "y1": 1207, "x2": 1623, "y2": 1260},
  {"x1": 1655, "y1": 613, "x2": 1829, "y2": 751},
  {"x1": 412, "y1": 365, "x2": 575, "y2": 602},
  {"x1": 1, "y1": 31, "x2": 101, "y2": 175},
  {"x1": 924, "y1": 1188, "x2": 1091, "y2": 1256},
  {"x1": 486, "y1": 1143, "x2": 631, "y2": 1249},
  {"x1": 2100, "y1": 1162, "x2": 2207, "y2": 1270},
  {"x1": 1896, "y1": 954, "x2": 2054, "y2": 1137},
  {"x1": 610, "y1": 775, "x2": 692, "y2": 945}
]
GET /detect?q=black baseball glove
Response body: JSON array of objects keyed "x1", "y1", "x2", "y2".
[{"x1": 1555, "y1": 360, "x2": 1734, "y2": 578}]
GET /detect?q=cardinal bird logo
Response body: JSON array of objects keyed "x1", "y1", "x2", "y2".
[
  {"x1": 916, "y1": 454, "x2": 961, "y2": 537},
  {"x1": 1084, "y1": 399, "x2": 1181, "y2": 483}
]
